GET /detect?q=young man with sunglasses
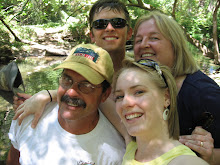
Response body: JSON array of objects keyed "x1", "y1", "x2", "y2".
[
  {"x1": 89, "y1": 0, "x2": 132, "y2": 72},
  {"x1": 7, "y1": 44, "x2": 126, "y2": 165}
]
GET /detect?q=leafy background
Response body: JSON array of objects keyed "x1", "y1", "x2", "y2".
[{"x1": 0, "y1": 0, "x2": 220, "y2": 163}]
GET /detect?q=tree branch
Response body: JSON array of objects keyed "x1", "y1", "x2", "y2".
[
  {"x1": 9, "y1": 0, "x2": 30, "y2": 22},
  {"x1": 126, "y1": 1, "x2": 155, "y2": 11},
  {"x1": 136, "y1": 0, "x2": 144, "y2": 6},
  {"x1": 0, "y1": 16, "x2": 21, "y2": 42}
]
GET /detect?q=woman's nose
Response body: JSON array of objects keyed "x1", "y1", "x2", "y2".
[
  {"x1": 121, "y1": 95, "x2": 135, "y2": 108},
  {"x1": 140, "y1": 37, "x2": 150, "y2": 48}
]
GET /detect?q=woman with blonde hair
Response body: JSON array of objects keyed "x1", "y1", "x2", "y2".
[
  {"x1": 113, "y1": 58, "x2": 208, "y2": 164},
  {"x1": 133, "y1": 11, "x2": 220, "y2": 164}
]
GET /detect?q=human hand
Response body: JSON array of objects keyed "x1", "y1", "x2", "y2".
[
  {"x1": 179, "y1": 126, "x2": 214, "y2": 164},
  {"x1": 13, "y1": 90, "x2": 51, "y2": 128},
  {"x1": 13, "y1": 93, "x2": 32, "y2": 110}
]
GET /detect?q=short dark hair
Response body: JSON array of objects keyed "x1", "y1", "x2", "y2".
[
  {"x1": 101, "y1": 80, "x2": 110, "y2": 93},
  {"x1": 89, "y1": 0, "x2": 130, "y2": 28}
]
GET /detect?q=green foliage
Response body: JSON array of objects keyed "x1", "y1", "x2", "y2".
[
  {"x1": 68, "y1": 20, "x2": 90, "y2": 43},
  {"x1": 0, "y1": 108, "x2": 11, "y2": 162},
  {"x1": 16, "y1": 58, "x2": 61, "y2": 95},
  {"x1": 126, "y1": 0, "x2": 220, "y2": 55},
  {"x1": 0, "y1": 27, "x2": 11, "y2": 47},
  {"x1": 41, "y1": 22, "x2": 63, "y2": 28},
  {"x1": 61, "y1": 1, "x2": 91, "y2": 43},
  {"x1": 174, "y1": 0, "x2": 220, "y2": 52},
  {"x1": 15, "y1": 0, "x2": 62, "y2": 24},
  {"x1": 25, "y1": 67, "x2": 60, "y2": 95},
  {"x1": 0, "y1": 0, "x2": 219, "y2": 62},
  {"x1": 188, "y1": 43, "x2": 219, "y2": 74},
  {"x1": 0, "y1": 23, "x2": 23, "y2": 49},
  {"x1": 1, "y1": 0, "x2": 90, "y2": 25},
  {"x1": 16, "y1": 58, "x2": 40, "y2": 71},
  {"x1": 16, "y1": 26, "x2": 37, "y2": 41},
  {"x1": 60, "y1": 0, "x2": 90, "y2": 21}
]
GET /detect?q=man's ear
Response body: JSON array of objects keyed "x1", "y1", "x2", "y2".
[
  {"x1": 126, "y1": 27, "x2": 133, "y2": 41},
  {"x1": 101, "y1": 87, "x2": 111, "y2": 103},
  {"x1": 89, "y1": 31, "x2": 95, "y2": 43}
]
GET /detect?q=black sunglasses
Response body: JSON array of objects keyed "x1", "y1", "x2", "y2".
[
  {"x1": 137, "y1": 59, "x2": 168, "y2": 87},
  {"x1": 92, "y1": 18, "x2": 128, "y2": 29}
]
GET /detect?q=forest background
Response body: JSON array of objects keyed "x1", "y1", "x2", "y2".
[
  {"x1": 1, "y1": 0, "x2": 220, "y2": 63},
  {"x1": 0, "y1": 0, "x2": 220, "y2": 163}
]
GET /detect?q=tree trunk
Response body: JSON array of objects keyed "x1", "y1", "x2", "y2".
[
  {"x1": 172, "y1": 0, "x2": 178, "y2": 19},
  {"x1": 213, "y1": 0, "x2": 220, "y2": 64},
  {"x1": 183, "y1": 27, "x2": 213, "y2": 56}
]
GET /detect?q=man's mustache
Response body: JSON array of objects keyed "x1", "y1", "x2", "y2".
[{"x1": 61, "y1": 95, "x2": 86, "y2": 108}]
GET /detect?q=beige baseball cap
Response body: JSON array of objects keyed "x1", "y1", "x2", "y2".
[{"x1": 54, "y1": 44, "x2": 114, "y2": 85}]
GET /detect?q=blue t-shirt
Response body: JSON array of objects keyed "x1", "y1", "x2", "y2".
[{"x1": 178, "y1": 70, "x2": 220, "y2": 148}]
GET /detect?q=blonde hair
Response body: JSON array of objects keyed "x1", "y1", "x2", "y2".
[
  {"x1": 134, "y1": 11, "x2": 199, "y2": 77},
  {"x1": 113, "y1": 58, "x2": 179, "y2": 139}
]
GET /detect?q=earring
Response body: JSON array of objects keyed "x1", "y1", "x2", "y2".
[{"x1": 163, "y1": 108, "x2": 169, "y2": 121}]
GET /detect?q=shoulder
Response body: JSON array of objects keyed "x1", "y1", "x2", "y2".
[
  {"x1": 97, "y1": 110, "x2": 123, "y2": 138},
  {"x1": 97, "y1": 110, "x2": 126, "y2": 143},
  {"x1": 180, "y1": 71, "x2": 220, "y2": 99},
  {"x1": 24, "y1": 102, "x2": 58, "y2": 127},
  {"x1": 127, "y1": 141, "x2": 136, "y2": 148},
  {"x1": 169, "y1": 155, "x2": 208, "y2": 165},
  {"x1": 41, "y1": 102, "x2": 58, "y2": 119},
  {"x1": 10, "y1": 102, "x2": 58, "y2": 135},
  {"x1": 184, "y1": 70, "x2": 219, "y2": 88},
  {"x1": 185, "y1": 71, "x2": 220, "y2": 102},
  {"x1": 98, "y1": 110, "x2": 113, "y2": 126},
  {"x1": 96, "y1": 110, "x2": 117, "y2": 133}
]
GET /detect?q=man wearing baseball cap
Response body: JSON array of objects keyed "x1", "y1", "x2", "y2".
[{"x1": 7, "y1": 44, "x2": 125, "y2": 165}]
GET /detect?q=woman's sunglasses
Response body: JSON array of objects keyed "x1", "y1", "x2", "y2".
[
  {"x1": 137, "y1": 59, "x2": 168, "y2": 87},
  {"x1": 91, "y1": 18, "x2": 128, "y2": 29}
]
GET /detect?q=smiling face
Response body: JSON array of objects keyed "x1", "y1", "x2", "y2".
[
  {"x1": 90, "y1": 8, "x2": 132, "y2": 56},
  {"x1": 57, "y1": 69, "x2": 109, "y2": 123},
  {"x1": 114, "y1": 68, "x2": 170, "y2": 137},
  {"x1": 134, "y1": 18, "x2": 174, "y2": 69}
]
